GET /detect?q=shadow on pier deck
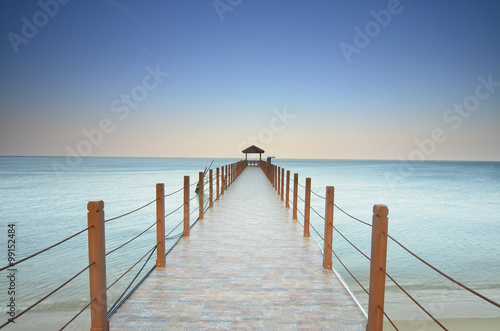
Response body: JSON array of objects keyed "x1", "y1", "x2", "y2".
[{"x1": 110, "y1": 167, "x2": 366, "y2": 329}]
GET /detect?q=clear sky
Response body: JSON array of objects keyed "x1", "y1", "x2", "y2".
[{"x1": 1, "y1": 0, "x2": 499, "y2": 161}]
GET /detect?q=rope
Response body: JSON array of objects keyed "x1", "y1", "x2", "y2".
[
  {"x1": 166, "y1": 219, "x2": 184, "y2": 239},
  {"x1": 330, "y1": 247, "x2": 369, "y2": 295},
  {"x1": 107, "y1": 246, "x2": 157, "y2": 318},
  {"x1": 164, "y1": 186, "x2": 183, "y2": 197},
  {"x1": 0, "y1": 226, "x2": 91, "y2": 272},
  {"x1": 310, "y1": 205, "x2": 325, "y2": 221},
  {"x1": 383, "y1": 269, "x2": 448, "y2": 330},
  {"x1": 106, "y1": 221, "x2": 156, "y2": 256},
  {"x1": 59, "y1": 298, "x2": 96, "y2": 331},
  {"x1": 333, "y1": 225, "x2": 370, "y2": 261},
  {"x1": 380, "y1": 306, "x2": 399, "y2": 331},
  {"x1": 311, "y1": 189, "x2": 326, "y2": 200},
  {"x1": 165, "y1": 203, "x2": 184, "y2": 218},
  {"x1": 0, "y1": 263, "x2": 92, "y2": 328},
  {"x1": 107, "y1": 244, "x2": 157, "y2": 291},
  {"x1": 190, "y1": 205, "x2": 199, "y2": 216},
  {"x1": 309, "y1": 223, "x2": 324, "y2": 242},
  {"x1": 166, "y1": 233, "x2": 183, "y2": 241},
  {"x1": 189, "y1": 194, "x2": 198, "y2": 201},
  {"x1": 297, "y1": 182, "x2": 306, "y2": 189},
  {"x1": 386, "y1": 232, "x2": 500, "y2": 309},
  {"x1": 334, "y1": 204, "x2": 372, "y2": 227},
  {"x1": 105, "y1": 198, "x2": 158, "y2": 223}
]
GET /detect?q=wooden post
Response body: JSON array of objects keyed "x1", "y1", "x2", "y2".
[
  {"x1": 273, "y1": 166, "x2": 278, "y2": 191},
  {"x1": 183, "y1": 176, "x2": 189, "y2": 236},
  {"x1": 293, "y1": 173, "x2": 298, "y2": 220},
  {"x1": 198, "y1": 172, "x2": 204, "y2": 220},
  {"x1": 277, "y1": 166, "x2": 281, "y2": 196},
  {"x1": 366, "y1": 205, "x2": 389, "y2": 331},
  {"x1": 156, "y1": 183, "x2": 166, "y2": 268},
  {"x1": 87, "y1": 200, "x2": 109, "y2": 331},
  {"x1": 221, "y1": 166, "x2": 225, "y2": 195},
  {"x1": 215, "y1": 168, "x2": 219, "y2": 200},
  {"x1": 209, "y1": 169, "x2": 213, "y2": 208},
  {"x1": 225, "y1": 165, "x2": 228, "y2": 191},
  {"x1": 286, "y1": 170, "x2": 290, "y2": 208},
  {"x1": 281, "y1": 168, "x2": 284, "y2": 201},
  {"x1": 323, "y1": 186, "x2": 334, "y2": 270},
  {"x1": 304, "y1": 178, "x2": 311, "y2": 237}
]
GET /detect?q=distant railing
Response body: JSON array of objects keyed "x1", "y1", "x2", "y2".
[
  {"x1": 246, "y1": 160, "x2": 260, "y2": 167},
  {"x1": 259, "y1": 161, "x2": 500, "y2": 331},
  {"x1": 0, "y1": 160, "x2": 246, "y2": 331}
]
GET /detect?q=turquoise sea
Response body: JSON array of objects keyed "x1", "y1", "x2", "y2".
[{"x1": 0, "y1": 157, "x2": 499, "y2": 330}]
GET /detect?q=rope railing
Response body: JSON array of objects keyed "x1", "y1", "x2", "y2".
[
  {"x1": 334, "y1": 203, "x2": 372, "y2": 227},
  {"x1": 166, "y1": 219, "x2": 184, "y2": 239},
  {"x1": 297, "y1": 181, "x2": 371, "y2": 295},
  {"x1": 329, "y1": 246, "x2": 369, "y2": 295},
  {"x1": 0, "y1": 162, "x2": 246, "y2": 330},
  {"x1": 0, "y1": 226, "x2": 91, "y2": 272},
  {"x1": 107, "y1": 244, "x2": 157, "y2": 291},
  {"x1": 59, "y1": 298, "x2": 96, "y2": 331},
  {"x1": 164, "y1": 186, "x2": 183, "y2": 197},
  {"x1": 105, "y1": 221, "x2": 156, "y2": 257},
  {"x1": 311, "y1": 189, "x2": 326, "y2": 200},
  {"x1": 165, "y1": 203, "x2": 184, "y2": 218},
  {"x1": 0, "y1": 262, "x2": 93, "y2": 328},
  {"x1": 380, "y1": 306, "x2": 399, "y2": 331},
  {"x1": 332, "y1": 225, "x2": 371, "y2": 261},
  {"x1": 105, "y1": 198, "x2": 158, "y2": 223},
  {"x1": 310, "y1": 204, "x2": 325, "y2": 221},
  {"x1": 265, "y1": 164, "x2": 500, "y2": 330},
  {"x1": 107, "y1": 245, "x2": 157, "y2": 318},
  {"x1": 190, "y1": 205, "x2": 199, "y2": 216},
  {"x1": 309, "y1": 223, "x2": 324, "y2": 242},
  {"x1": 385, "y1": 231, "x2": 500, "y2": 309},
  {"x1": 382, "y1": 268, "x2": 448, "y2": 330}
]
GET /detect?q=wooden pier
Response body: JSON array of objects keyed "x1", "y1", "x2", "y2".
[{"x1": 110, "y1": 166, "x2": 367, "y2": 329}]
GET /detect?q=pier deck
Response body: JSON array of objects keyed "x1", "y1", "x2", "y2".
[{"x1": 110, "y1": 167, "x2": 366, "y2": 329}]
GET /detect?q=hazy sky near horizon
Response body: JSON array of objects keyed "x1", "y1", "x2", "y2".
[{"x1": 1, "y1": 0, "x2": 499, "y2": 161}]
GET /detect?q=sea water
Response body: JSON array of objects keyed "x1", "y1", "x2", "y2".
[{"x1": 0, "y1": 157, "x2": 499, "y2": 329}]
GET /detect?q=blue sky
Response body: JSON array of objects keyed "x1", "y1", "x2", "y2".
[{"x1": 1, "y1": 0, "x2": 499, "y2": 160}]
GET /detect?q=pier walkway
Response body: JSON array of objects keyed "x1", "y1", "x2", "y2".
[{"x1": 110, "y1": 167, "x2": 366, "y2": 329}]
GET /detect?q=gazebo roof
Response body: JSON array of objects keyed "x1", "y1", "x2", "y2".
[{"x1": 242, "y1": 145, "x2": 265, "y2": 154}]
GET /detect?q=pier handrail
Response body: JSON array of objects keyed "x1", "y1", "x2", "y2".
[
  {"x1": 0, "y1": 160, "x2": 246, "y2": 330},
  {"x1": 264, "y1": 162, "x2": 500, "y2": 331},
  {"x1": 0, "y1": 262, "x2": 93, "y2": 329},
  {"x1": 91, "y1": 161, "x2": 245, "y2": 330},
  {"x1": 105, "y1": 198, "x2": 158, "y2": 223},
  {"x1": 0, "y1": 226, "x2": 91, "y2": 272}
]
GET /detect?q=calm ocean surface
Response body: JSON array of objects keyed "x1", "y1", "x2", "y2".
[{"x1": 0, "y1": 157, "x2": 499, "y2": 328}]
